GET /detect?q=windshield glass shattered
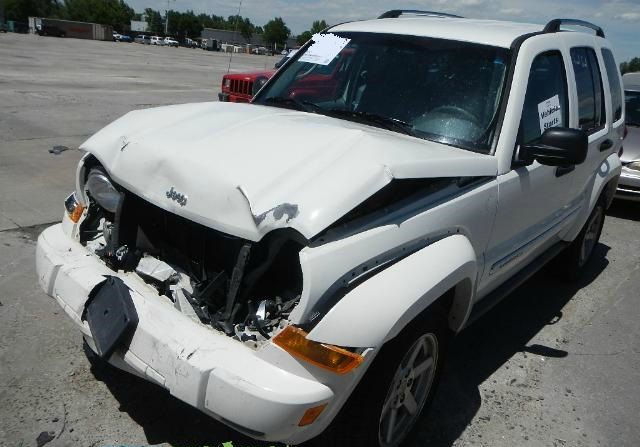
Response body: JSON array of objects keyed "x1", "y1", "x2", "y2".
[{"x1": 254, "y1": 32, "x2": 510, "y2": 153}]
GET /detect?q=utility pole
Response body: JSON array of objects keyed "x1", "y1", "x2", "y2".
[
  {"x1": 226, "y1": 0, "x2": 243, "y2": 73},
  {"x1": 165, "y1": 0, "x2": 175, "y2": 35}
]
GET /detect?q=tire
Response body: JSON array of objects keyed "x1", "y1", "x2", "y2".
[
  {"x1": 313, "y1": 306, "x2": 449, "y2": 447},
  {"x1": 554, "y1": 196, "x2": 606, "y2": 281}
]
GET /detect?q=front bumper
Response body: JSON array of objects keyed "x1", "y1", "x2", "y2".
[
  {"x1": 218, "y1": 91, "x2": 251, "y2": 103},
  {"x1": 36, "y1": 223, "x2": 334, "y2": 442},
  {"x1": 615, "y1": 167, "x2": 640, "y2": 201}
]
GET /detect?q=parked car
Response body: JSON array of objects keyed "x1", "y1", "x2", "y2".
[
  {"x1": 112, "y1": 31, "x2": 131, "y2": 42},
  {"x1": 164, "y1": 37, "x2": 179, "y2": 47},
  {"x1": 182, "y1": 37, "x2": 199, "y2": 48},
  {"x1": 217, "y1": 50, "x2": 305, "y2": 102},
  {"x1": 36, "y1": 11, "x2": 623, "y2": 447},
  {"x1": 617, "y1": 73, "x2": 640, "y2": 200},
  {"x1": 134, "y1": 34, "x2": 150, "y2": 44},
  {"x1": 252, "y1": 46, "x2": 269, "y2": 55},
  {"x1": 150, "y1": 35, "x2": 164, "y2": 46}
]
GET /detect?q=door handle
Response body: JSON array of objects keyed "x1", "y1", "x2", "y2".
[
  {"x1": 556, "y1": 165, "x2": 575, "y2": 177},
  {"x1": 599, "y1": 139, "x2": 614, "y2": 152}
]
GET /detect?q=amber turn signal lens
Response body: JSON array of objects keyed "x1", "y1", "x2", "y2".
[
  {"x1": 298, "y1": 403, "x2": 328, "y2": 427},
  {"x1": 64, "y1": 192, "x2": 85, "y2": 223},
  {"x1": 272, "y1": 326, "x2": 364, "y2": 375}
]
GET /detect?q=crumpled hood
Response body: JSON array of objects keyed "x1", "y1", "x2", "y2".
[{"x1": 80, "y1": 102, "x2": 497, "y2": 241}]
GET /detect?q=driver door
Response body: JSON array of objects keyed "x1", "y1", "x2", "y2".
[{"x1": 478, "y1": 49, "x2": 577, "y2": 296}]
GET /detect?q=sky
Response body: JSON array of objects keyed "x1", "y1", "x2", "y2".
[{"x1": 126, "y1": 0, "x2": 640, "y2": 61}]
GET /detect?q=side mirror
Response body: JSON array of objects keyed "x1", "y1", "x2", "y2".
[{"x1": 519, "y1": 127, "x2": 588, "y2": 167}]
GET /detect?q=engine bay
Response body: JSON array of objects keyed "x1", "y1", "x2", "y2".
[{"x1": 79, "y1": 166, "x2": 305, "y2": 347}]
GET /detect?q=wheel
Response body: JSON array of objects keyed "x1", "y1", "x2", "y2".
[
  {"x1": 313, "y1": 307, "x2": 449, "y2": 447},
  {"x1": 554, "y1": 196, "x2": 606, "y2": 280}
]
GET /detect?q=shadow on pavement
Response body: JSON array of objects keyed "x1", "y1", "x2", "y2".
[
  {"x1": 409, "y1": 243, "x2": 610, "y2": 446},
  {"x1": 85, "y1": 344, "x2": 283, "y2": 447},
  {"x1": 87, "y1": 244, "x2": 610, "y2": 447},
  {"x1": 607, "y1": 200, "x2": 640, "y2": 222}
]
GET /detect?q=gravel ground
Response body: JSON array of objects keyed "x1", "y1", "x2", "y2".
[{"x1": 1, "y1": 32, "x2": 639, "y2": 447}]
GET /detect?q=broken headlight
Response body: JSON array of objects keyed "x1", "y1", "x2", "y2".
[{"x1": 86, "y1": 169, "x2": 122, "y2": 213}]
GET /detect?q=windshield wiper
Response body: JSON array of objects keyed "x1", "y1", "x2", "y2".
[
  {"x1": 326, "y1": 109, "x2": 415, "y2": 136},
  {"x1": 264, "y1": 96, "x2": 322, "y2": 113}
]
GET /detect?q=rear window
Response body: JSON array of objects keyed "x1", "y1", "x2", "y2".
[
  {"x1": 601, "y1": 49, "x2": 623, "y2": 122},
  {"x1": 570, "y1": 47, "x2": 606, "y2": 133}
]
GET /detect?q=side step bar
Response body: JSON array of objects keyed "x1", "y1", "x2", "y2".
[{"x1": 465, "y1": 242, "x2": 568, "y2": 327}]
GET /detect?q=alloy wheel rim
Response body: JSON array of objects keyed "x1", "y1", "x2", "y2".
[
  {"x1": 580, "y1": 206, "x2": 603, "y2": 266},
  {"x1": 378, "y1": 333, "x2": 438, "y2": 447}
]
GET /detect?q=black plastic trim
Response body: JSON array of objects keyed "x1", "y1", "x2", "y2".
[
  {"x1": 378, "y1": 10, "x2": 462, "y2": 19},
  {"x1": 543, "y1": 19, "x2": 605, "y2": 38},
  {"x1": 464, "y1": 241, "x2": 568, "y2": 327},
  {"x1": 490, "y1": 32, "x2": 543, "y2": 155}
]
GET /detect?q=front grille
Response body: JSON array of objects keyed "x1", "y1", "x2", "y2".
[{"x1": 230, "y1": 79, "x2": 253, "y2": 96}]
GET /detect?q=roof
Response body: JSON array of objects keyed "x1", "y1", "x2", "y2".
[
  {"x1": 623, "y1": 73, "x2": 640, "y2": 92},
  {"x1": 331, "y1": 17, "x2": 548, "y2": 48}
]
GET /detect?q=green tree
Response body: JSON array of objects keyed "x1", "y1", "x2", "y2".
[
  {"x1": 310, "y1": 19, "x2": 328, "y2": 34},
  {"x1": 296, "y1": 30, "x2": 312, "y2": 46},
  {"x1": 239, "y1": 17, "x2": 253, "y2": 41},
  {"x1": 297, "y1": 19, "x2": 329, "y2": 46},
  {"x1": 621, "y1": 57, "x2": 640, "y2": 75},
  {"x1": 263, "y1": 17, "x2": 290, "y2": 49},
  {"x1": 143, "y1": 7, "x2": 162, "y2": 33},
  {"x1": 2, "y1": 0, "x2": 62, "y2": 21},
  {"x1": 61, "y1": 0, "x2": 133, "y2": 30}
]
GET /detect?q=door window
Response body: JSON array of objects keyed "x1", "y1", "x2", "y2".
[
  {"x1": 570, "y1": 47, "x2": 606, "y2": 132},
  {"x1": 520, "y1": 51, "x2": 569, "y2": 144},
  {"x1": 601, "y1": 48, "x2": 623, "y2": 122}
]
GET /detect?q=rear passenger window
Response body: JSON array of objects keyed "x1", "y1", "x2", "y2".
[
  {"x1": 570, "y1": 47, "x2": 606, "y2": 132},
  {"x1": 601, "y1": 48, "x2": 623, "y2": 122},
  {"x1": 520, "y1": 51, "x2": 569, "y2": 144}
]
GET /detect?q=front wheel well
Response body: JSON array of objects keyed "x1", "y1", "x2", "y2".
[{"x1": 430, "y1": 278, "x2": 474, "y2": 333}]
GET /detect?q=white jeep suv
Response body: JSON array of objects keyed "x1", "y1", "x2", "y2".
[{"x1": 36, "y1": 10, "x2": 624, "y2": 447}]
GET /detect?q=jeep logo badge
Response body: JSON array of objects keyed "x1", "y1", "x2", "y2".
[{"x1": 166, "y1": 187, "x2": 188, "y2": 206}]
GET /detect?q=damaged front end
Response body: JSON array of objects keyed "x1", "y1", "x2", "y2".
[{"x1": 78, "y1": 157, "x2": 306, "y2": 346}]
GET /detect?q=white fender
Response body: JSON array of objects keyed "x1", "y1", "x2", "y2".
[{"x1": 307, "y1": 235, "x2": 477, "y2": 348}]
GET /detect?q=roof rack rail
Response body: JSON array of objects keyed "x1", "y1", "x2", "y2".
[
  {"x1": 378, "y1": 10, "x2": 462, "y2": 19},
  {"x1": 543, "y1": 19, "x2": 605, "y2": 38}
]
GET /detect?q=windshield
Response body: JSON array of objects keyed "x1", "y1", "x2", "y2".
[
  {"x1": 626, "y1": 90, "x2": 640, "y2": 126},
  {"x1": 254, "y1": 32, "x2": 510, "y2": 153}
]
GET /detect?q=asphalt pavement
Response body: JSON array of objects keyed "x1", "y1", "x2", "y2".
[{"x1": 0, "y1": 32, "x2": 639, "y2": 447}]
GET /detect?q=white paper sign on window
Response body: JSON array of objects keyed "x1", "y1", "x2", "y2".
[
  {"x1": 298, "y1": 33, "x2": 351, "y2": 65},
  {"x1": 538, "y1": 95, "x2": 562, "y2": 134}
]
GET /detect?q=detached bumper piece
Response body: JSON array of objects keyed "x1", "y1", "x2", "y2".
[{"x1": 86, "y1": 277, "x2": 138, "y2": 359}]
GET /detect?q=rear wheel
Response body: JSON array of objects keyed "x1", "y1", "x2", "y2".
[
  {"x1": 555, "y1": 197, "x2": 606, "y2": 280},
  {"x1": 313, "y1": 307, "x2": 448, "y2": 447}
]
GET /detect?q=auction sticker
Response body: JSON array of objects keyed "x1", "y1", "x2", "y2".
[
  {"x1": 298, "y1": 33, "x2": 351, "y2": 65},
  {"x1": 538, "y1": 94, "x2": 562, "y2": 133}
]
